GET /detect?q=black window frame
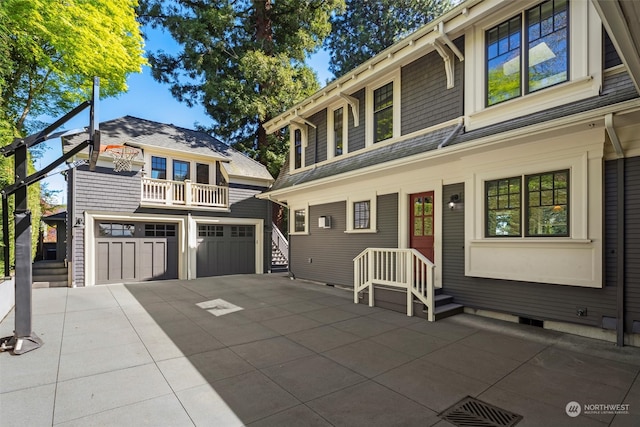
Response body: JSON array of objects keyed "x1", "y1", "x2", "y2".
[
  {"x1": 373, "y1": 81, "x2": 394, "y2": 143},
  {"x1": 98, "y1": 223, "x2": 136, "y2": 238},
  {"x1": 294, "y1": 129, "x2": 303, "y2": 169},
  {"x1": 485, "y1": 0, "x2": 569, "y2": 107},
  {"x1": 144, "y1": 223, "x2": 176, "y2": 237},
  {"x1": 485, "y1": 177, "x2": 522, "y2": 237},
  {"x1": 294, "y1": 209, "x2": 306, "y2": 233},
  {"x1": 353, "y1": 200, "x2": 371, "y2": 230},
  {"x1": 525, "y1": 170, "x2": 569, "y2": 237},
  {"x1": 151, "y1": 156, "x2": 166, "y2": 180},
  {"x1": 196, "y1": 163, "x2": 209, "y2": 184},
  {"x1": 334, "y1": 107, "x2": 344, "y2": 156},
  {"x1": 198, "y1": 225, "x2": 223, "y2": 237},
  {"x1": 173, "y1": 160, "x2": 190, "y2": 182}
]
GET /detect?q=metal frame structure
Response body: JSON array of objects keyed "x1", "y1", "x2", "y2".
[{"x1": 0, "y1": 77, "x2": 100, "y2": 355}]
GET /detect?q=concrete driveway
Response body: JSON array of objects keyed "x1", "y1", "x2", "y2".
[{"x1": 1, "y1": 274, "x2": 639, "y2": 426}]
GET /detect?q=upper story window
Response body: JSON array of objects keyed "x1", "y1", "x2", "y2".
[
  {"x1": 373, "y1": 82, "x2": 394, "y2": 142},
  {"x1": 196, "y1": 163, "x2": 209, "y2": 184},
  {"x1": 486, "y1": 169, "x2": 569, "y2": 237},
  {"x1": 173, "y1": 160, "x2": 190, "y2": 181},
  {"x1": 151, "y1": 156, "x2": 166, "y2": 179},
  {"x1": 334, "y1": 107, "x2": 344, "y2": 156},
  {"x1": 294, "y1": 128, "x2": 303, "y2": 169},
  {"x1": 486, "y1": 0, "x2": 569, "y2": 106}
]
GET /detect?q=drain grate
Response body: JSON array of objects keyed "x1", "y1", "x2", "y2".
[{"x1": 440, "y1": 396, "x2": 523, "y2": 427}]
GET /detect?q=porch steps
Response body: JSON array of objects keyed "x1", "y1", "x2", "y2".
[
  {"x1": 271, "y1": 242, "x2": 288, "y2": 273},
  {"x1": 359, "y1": 285, "x2": 463, "y2": 321},
  {"x1": 32, "y1": 260, "x2": 68, "y2": 288}
]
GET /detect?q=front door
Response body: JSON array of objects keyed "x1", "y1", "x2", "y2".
[{"x1": 410, "y1": 192, "x2": 434, "y2": 262}]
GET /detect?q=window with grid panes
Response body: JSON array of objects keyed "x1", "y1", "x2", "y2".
[
  {"x1": 353, "y1": 201, "x2": 371, "y2": 229},
  {"x1": 373, "y1": 82, "x2": 393, "y2": 142}
]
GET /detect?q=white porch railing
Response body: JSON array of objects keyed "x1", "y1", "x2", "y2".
[
  {"x1": 141, "y1": 177, "x2": 228, "y2": 208},
  {"x1": 271, "y1": 222, "x2": 288, "y2": 263},
  {"x1": 353, "y1": 248, "x2": 436, "y2": 321}
]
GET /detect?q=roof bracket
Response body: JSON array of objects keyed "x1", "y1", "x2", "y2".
[
  {"x1": 605, "y1": 113, "x2": 624, "y2": 158},
  {"x1": 435, "y1": 21, "x2": 465, "y2": 62},
  {"x1": 339, "y1": 93, "x2": 360, "y2": 127},
  {"x1": 431, "y1": 39, "x2": 455, "y2": 89},
  {"x1": 291, "y1": 116, "x2": 317, "y2": 129}
]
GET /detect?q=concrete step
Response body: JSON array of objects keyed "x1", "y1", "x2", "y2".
[
  {"x1": 32, "y1": 267, "x2": 68, "y2": 275},
  {"x1": 33, "y1": 281, "x2": 68, "y2": 288},
  {"x1": 33, "y1": 274, "x2": 67, "y2": 282}
]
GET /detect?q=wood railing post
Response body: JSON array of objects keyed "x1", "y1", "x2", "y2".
[
  {"x1": 406, "y1": 252, "x2": 414, "y2": 317},
  {"x1": 185, "y1": 180, "x2": 192, "y2": 206}
]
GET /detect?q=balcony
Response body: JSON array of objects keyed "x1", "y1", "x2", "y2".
[{"x1": 141, "y1": 177, "x2": 229, "y2": 209}]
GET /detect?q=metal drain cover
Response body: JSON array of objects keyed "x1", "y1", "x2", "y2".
[{"x1": 440, "y1": 396, "x2": 523, "y2": 427}]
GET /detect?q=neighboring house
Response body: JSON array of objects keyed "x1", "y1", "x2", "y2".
[
  {"x1": 260, "y1": 0, "x2": 640, "y2": 344},
  {"x1": 62, "y1": 116, "x2": 273, "y2": 286}
]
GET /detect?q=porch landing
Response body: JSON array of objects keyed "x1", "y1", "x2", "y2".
[{"x1": 1, "y1": 274, "x2": 639, "y2": 426}]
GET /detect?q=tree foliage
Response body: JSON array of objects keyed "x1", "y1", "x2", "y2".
[
  {"x1": 326, "y1": 0, "x2": 454, "y2": 78},
  {"x1": 138, "y1": 0, "x2": 344, "y2": 176},
  {"x1": 0, "y1": 0, "x2": 146, "y2": 274},
  {"x1": 1, "y1": 0, "x2": 146, "y2": 132}
]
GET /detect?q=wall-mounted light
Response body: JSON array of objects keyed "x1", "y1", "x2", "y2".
[
  {"x1": 318, "y1": 216, "x2": 332, "y2": 229},
  {"x1": 74, "y1": 217, "x2": 85, "y2": 228},
  {"x1": 449, "y1": 194, "x2": 460, "y2": 210}
]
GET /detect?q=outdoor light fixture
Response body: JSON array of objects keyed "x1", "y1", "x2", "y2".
[{"x1": 449, "y1": 194, "x2": 460, "y2": 210}]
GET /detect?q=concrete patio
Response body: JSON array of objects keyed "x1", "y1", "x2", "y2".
[{"x1": 1, "y1": 274, "x2": 639, "y2": 426}]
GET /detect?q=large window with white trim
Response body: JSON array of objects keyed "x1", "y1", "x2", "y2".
[
  {"x1": 486, "y1": 169, "x2": 569, "y2": 237},
  {"x1": 373, "y1": 82, "x2": 394, "y2": 143},
  {"x1": 334, "y1": 107, "x2": 345, "y2": 156},
  {"x1": 294, "y1": 129, "x2": 303, "y2": 169},
  {"x1": 293, "y1": 209, "x2": 306, "y2": 233},
  {"x1": 486, "y1": 0, "x2": 569, "y2": 106}
]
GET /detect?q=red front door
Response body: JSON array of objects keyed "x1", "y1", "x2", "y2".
[{"x1": 410, "y1": 192, "x2": 434, "y2": 262}]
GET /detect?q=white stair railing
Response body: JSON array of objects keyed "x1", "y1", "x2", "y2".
[
  {"x1": 271, "y1": 222, "x2": 289, "y2": 263},
  {"x1": 353, "y1": 248, "x2": 435, "y2": 321}
]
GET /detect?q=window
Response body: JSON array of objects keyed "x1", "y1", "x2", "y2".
[
  {"x1": 486, "y1": 0, "x2": 568, "y2": 106},
  {"x1": 231, "y1": 226, "x2": 254, "y2": 237},
  {"x1": 373, "y1": 82, "x2": 393, "y2": 142},
  {"x1": 196, "y1": 163, "x2": 209, "y2": 184},
  {"x1": 151, "y1": 156, "x2": 166, "y2": 179},
  {"x1": 98, "y1": 223, "x2": 135, "y2": 237},
  {"x1": 294, "y1": 209, "x2": 306, "y2": 233},
  {"x1": 294, "y1": 129, "x2": 303, "y2": 169},
  {"x1": 334, "y1": 107, "x2": 344, "y2": 156},
  {"x1": 198, "y1": 225, "x2": 223, "y2": 237},
  {"x1": 486, "y1": 169, "x2": 569, "y2": 237},
  {"x1": 173, "y1": 160, "x2": 190, "y2": 181},
  {"x1": 145, "y1": 224, "x2": 176, "y2": 237},
  {"x1": 353, "y1": 201, "x2": 370, "y2": 229}
]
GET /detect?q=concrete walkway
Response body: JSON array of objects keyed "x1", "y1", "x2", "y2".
[{"x1": 1, "y1": 274, "x2": 639, "y2": 426}]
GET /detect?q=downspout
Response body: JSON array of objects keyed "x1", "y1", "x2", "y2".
[
  {"x1": 437, "y1": 119, "x2": 464, "y2": 149},
  {"x1": 605, "y1": 113, "x2": 625, "y2": 347}
]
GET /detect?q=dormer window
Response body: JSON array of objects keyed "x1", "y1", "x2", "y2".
[
  {"x1": 486, "y1": 0, "x2": 569, "y2": 107},
  {"x1": 151, "y1": 156, "x2": 166, "y2": 179},
  {"x1": 373, "y1": 82, "x2": 394, "y2": 142},
  {"x1": 173, "y1": 160, "x2": 190, "y2": 181},
  {"x1": 292, "y1": 127, "x2": 306, "y2": 170}
]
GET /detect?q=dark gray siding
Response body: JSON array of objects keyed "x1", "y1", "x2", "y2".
[
  {"x1": 442, "y1": 184, "x2": 618, "y2": 328},
  {"x1": 401, "y1": 36, "x2": 464, "y2": 134},
  {"x1": 348, "y1": 89, "x2": 366, "y2": 152},
  {"x1": 623, "y1": 157, "x2": 640, "y2": 331},
  {"x1": 290, "y1": 193, "x2": 398, "y2": 286},
  {"x1": 604, "y1": 29, "x2": 623, "y2": 69},
  {"x1": 305, "y1": 110, "x2": 327, "y2": 166}
]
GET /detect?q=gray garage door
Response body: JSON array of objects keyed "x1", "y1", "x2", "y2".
[
  {"x1": 196, "y1": 224, "x2": 255, "y2": 277},
  {"x1": 95, "y1": 222, "x2": 178, "y2": 284}
]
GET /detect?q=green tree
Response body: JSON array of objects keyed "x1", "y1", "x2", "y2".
[
  {"x1": 0, "y1": 0, "x2": 146, "y2": 274},
  {"x1": 326, "y1": 0, "x2": 454, "y2": 78},
  {"x1": 138, "y1": 0, "x2": 344, "y2": 176}
]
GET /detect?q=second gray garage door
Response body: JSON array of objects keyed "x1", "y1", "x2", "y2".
[{"x1": 196, "y1": 224, "x2": 255, "y2": 277}]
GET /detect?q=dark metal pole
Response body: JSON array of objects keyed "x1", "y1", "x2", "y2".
[{"x1": 10, "y1": 144, "x2": 42, "y2": 354}]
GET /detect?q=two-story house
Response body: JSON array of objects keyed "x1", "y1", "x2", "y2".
[
  {"x1": 259, "y1": 0, "x2": 640, "y2": 345},
  {"x1": 62, "y1": 116, "x2": 273, "y2": 286}
]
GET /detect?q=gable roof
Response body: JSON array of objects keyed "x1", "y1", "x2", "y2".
[{"x1": 63, "y1": 116, "x2": 273, "y2": 182}]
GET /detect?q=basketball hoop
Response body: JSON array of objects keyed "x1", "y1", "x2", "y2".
[{"x1": 103, "y1": 145, "x2": 140, "y2": 172}]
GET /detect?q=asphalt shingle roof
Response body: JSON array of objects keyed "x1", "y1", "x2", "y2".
[{"x1": 63, "y1": 116, "x2": 273, "y2": 182}]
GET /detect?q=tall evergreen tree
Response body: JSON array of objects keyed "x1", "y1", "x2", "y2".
[
  {"x1": 138, "y1": 0, "x2": 344, "y2": 176},
  {"x1": 326, "y1": 0, "x2": 454, "y2": 78}
]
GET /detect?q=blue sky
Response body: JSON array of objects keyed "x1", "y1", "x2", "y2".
[{"x1": 38, "y1": 27, "x2": 334, "y2": 204}]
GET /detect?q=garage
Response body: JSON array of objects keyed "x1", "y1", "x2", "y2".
[
  {"x1": 196, "y1": 224, "x2": 256, "y2": 277},
  {"x1": 95, "y1": 222, "x2": 179, "y2": 284}
]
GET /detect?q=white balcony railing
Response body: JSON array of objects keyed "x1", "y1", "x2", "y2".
[
  {"x1": 141, "y1": 177, "x2": 228, "y2": 208},
  {"x1": 354, "y1": 248, "x2": 435, "y2": 321}
]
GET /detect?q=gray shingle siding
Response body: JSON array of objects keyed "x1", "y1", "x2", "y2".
[
  {"x1": 622, "y1": 157, "x2": 640, "y2": 331},
  {"x1": 348, "y1": 89, "x2": 366, "y2": 152},
  {"x1": 290, "y1": 193, "x2": 398, "y2": 286},
  {"x1": 441, "y1": 183, "x2": 617, "y2": 327},
  {"x1": 306, "y1": 109, "x2": 328, "y2": 166},
  {"x1": 401, "y1": 37, "x2": 464, "y2": 134}
]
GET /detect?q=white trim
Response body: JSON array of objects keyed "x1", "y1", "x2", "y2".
[
  {"x1": 290, "y1": 205, "x2": 309, "y2": 235},
  {"x1": 345, "y1": 195, "x2": 377, "y2": 233},
  {"x1": 327, "y1": 102, "x2": 349, "y2": 159},
  {"x1": 366, "y1": 70, "x2": 402, "y2": 147}
]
